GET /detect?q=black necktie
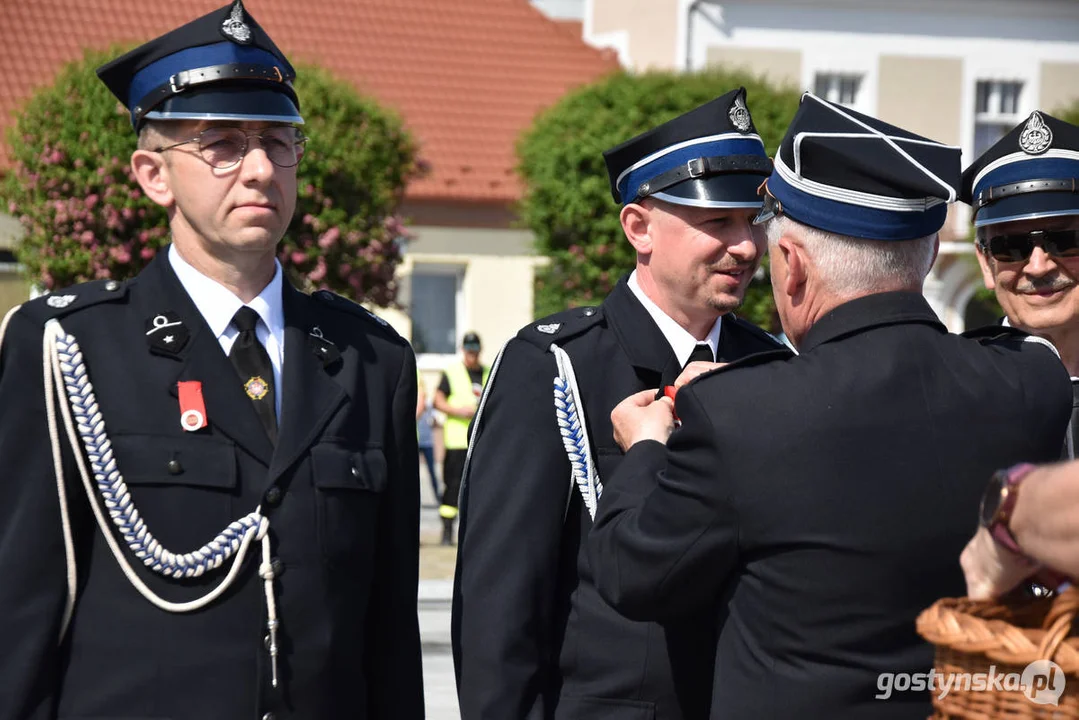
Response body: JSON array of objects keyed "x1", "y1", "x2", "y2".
[
  {"x1": 229, "y1": 307, "x2": 277, "y2": 444},
  {"x1": 685, "y1": 343, "x2": 714, "y2": 368}
]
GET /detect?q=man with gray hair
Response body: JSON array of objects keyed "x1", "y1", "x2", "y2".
[{"x1": 586, "y1": 93, "x2": 1071, "y2": 719}]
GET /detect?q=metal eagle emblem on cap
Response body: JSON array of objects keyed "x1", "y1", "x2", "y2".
[
  {"x1": 729, "y1": 95, "x2": 752, "y2": 132},
  {"x1": 221, "y1": 0, "x2": 253, "y2": 45},
  {"x1": 1019, "y1": 111, "x2": 1053, "y2": 155}
]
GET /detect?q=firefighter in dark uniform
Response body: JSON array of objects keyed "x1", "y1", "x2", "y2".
[
  {"x1": 963, "y1": 111, "x2": 1079, "y2": 458},
  {"x1": 958, "y1": 112, "x2": 1079, "y2": 600},
  {"x1": 452, "y1": 89, "x2": 783, "y2": 719},
  {"x1": 586, "y1": 93, "x2": 1072, "y2": 719},
  {"x1": 0, "y1": 2, "x2": 424, "y2": 718}
]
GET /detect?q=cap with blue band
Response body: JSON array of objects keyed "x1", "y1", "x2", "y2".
[
  {"x1": 97, "y1": 0, "x2": 302, "y2": 131},
  {"x1": 961, "y1": 111, "x2": 1079, "y2": 228},
  {"x1": 603, "y1": 88, "x2": 772, "y2": 210},
  {"x1": 754, "y1": 93, "x2": 961, "y2": 241}
]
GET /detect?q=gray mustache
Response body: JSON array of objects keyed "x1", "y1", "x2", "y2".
[{"x1": 1016, "y1": 275, "x2": 1076, "y2": 294}]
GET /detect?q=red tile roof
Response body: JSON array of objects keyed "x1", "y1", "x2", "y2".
[{"x1": 0, "y1": 0, "x2": 619, "y2": 202}]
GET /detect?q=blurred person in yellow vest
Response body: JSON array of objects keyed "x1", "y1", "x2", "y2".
[{"x1": 433, "y1": 331, "x2": 489, "y2": 545}]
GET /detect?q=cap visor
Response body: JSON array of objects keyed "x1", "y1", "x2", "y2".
[
  {"x1": 144, "y1": 85, "x2": 303, "y2": 125},
  {"x1": 649, "y1": 173, "x2": 766, "y2": 209},
  {"x1": 974, "y1": 191, "x2": 1079, "y2": 228}
]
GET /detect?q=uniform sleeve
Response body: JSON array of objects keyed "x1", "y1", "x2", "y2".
[
  {"x1": 587, "y1": 383, "x2": 739, "y2": 622},
  {"x1": 451, "y1": 339, "x2": 569, "y2": 720},
  {"x1": 365, "y1": 343, "x2": 425, "y2": 719},
  {"x1": 0, "y1": 310, "x2": 71, "y2": 720}
]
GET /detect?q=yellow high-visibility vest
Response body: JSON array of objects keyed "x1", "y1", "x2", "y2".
[{"x1": 443, "y1": 361, "x2": 489, "y2": 450}]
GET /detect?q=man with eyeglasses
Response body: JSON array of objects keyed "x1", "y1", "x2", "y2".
[
  {"x1": 0, "y1": 3, "x2": 424, "y2": 719},
  {"x1": 956, "y1": 112, "x2": 1079, "y2": 601}
]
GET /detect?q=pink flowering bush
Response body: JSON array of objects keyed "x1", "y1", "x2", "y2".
[{"x1": 2, "y1": 47, "x2": 417, "y2": 306}]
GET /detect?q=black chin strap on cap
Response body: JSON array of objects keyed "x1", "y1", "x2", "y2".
[
  {"x1": 976, "y1": 178, "x2": 1079, "y2": 209},
  {"x1": 633, "y1": 154, "x2": 773, "y2": 203}
]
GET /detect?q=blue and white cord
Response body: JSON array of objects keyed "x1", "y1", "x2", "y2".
[
  {"x1": 551, "y1": 344, "x2": 601, "y2": 520},
  {"x1": 41, "y1": 320, "x2": 280, "y2": 685}
]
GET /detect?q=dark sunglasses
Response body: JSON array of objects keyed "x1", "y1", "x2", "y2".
[{"x1": 979, "y1": 229, "x2": 1079, "y2": 263}]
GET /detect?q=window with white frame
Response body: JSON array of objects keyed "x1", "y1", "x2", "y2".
[
  {"x1": 409, "y1": 264, "x2": 462, "y2": 357},
  {"x1": 814, "y1": 73, "x2": 862, "y2": 108},
  {"x1": 974, "y1": 80, "x2": 1024, "y2": 157}
]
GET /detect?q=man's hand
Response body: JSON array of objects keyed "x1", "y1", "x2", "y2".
[
  {"x1": 673, "y1": 361, "x2": 727, "y2": 389},
  {"x1": 611, "y1": 389, "x2": 676, "y2": 452},
  {"x1": 960, "y1": 526, "x2": 1038, "y2": 600}
]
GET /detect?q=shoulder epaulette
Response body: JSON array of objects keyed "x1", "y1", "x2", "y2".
[
  {"x1": 961, "y1": 323, "x2": 1061, "y2": 358},
  {"x1": 312, "y1": 289, "x2": 403, "y2": 340},
  {"x1": 694, "y1": 347, "x2": 795, "y2": 386},
  {"x1": 961, "y1": 324, "x2": 1030, "y2": 343},
  {"x1": 515, "y1": 305, "x2": 604, "y2": 350},
  {"x1": 17, "y1": 278, "x2": 130, "y2": 326},
  {"x1": 725, "y1": 313, "x2": 786, "y2": 349}
]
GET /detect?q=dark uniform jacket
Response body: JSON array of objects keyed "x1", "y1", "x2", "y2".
[
  {"x1": 452, "y1": 277, "x2": 782, "y2": 720},
  {"x1": 0, "y1": 252, "x2": 424, "y2": 720},
  {"x1": 587, "y1": 291, "x2": 1072, "y2": 720}
]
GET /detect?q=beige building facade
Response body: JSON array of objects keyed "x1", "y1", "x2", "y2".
[
  {"x1": 583, "y1": 0, "x2": 1079, "y2": 330},
  {"x1": 382, "y1": 202, "x2": 547, "y2": 389}
]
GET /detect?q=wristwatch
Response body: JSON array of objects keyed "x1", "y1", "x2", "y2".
[{"x1": 979, "y1": 462, "x2": 1036, "y2": 556}]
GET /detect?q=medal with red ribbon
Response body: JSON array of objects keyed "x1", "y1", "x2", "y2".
[{"x1": 177, "y1": 380, "x2": 208, "y2": 432}]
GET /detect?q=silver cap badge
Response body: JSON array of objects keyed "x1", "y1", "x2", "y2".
[
  {"x1": 1019, "y1": 111, "x2": 1053, "y2": 155},
  {"x1": 729, "y1": 95, "x2": 752, "y2": 133},
  {"x1": 221, "y1": 1, "x2": 253, "y2": 45}
]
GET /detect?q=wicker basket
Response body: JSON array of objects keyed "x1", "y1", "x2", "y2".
[{"x1": 916, "y1": 585, "x2": 1079, "y2": 718}]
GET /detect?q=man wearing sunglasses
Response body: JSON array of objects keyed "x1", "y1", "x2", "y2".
[
  {"x1": 0, "y1": 2, "x2": 423, "y2": 718},
  {"x1": 956, "y1": 112, "x2": 1079, "y2": 602},
  {"x1": 966, "y1": 111, "x2": 1079, "y2": 457},
  {"x1": 585, "y1": 94, "x2": 1072, "y2": 718}
]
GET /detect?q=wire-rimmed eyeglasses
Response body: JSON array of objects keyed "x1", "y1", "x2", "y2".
[{"x1": 154, "y1": 126, "x2": 308, "y2": 169}]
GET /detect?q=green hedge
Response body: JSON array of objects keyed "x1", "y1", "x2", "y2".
[
  {"x1": 517, "y1": 68, "x2": 801, "y2": 330},
  {"x1": 3, "y1": 47, "x2": 417, "y2": 306}
]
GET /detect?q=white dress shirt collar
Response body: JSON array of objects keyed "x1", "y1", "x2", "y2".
[
  {"x1": 627, "y1": 270, "x2": 722, "y2": 366},
  {"x1": 168, "y1": 244, "x2": 284, "y2": 342},
  {"x1": 168, "y1": 245, "x2": 286, "y2": 419}
]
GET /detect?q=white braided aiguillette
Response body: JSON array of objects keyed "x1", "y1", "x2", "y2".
[
  {"x1": 552, "y1": 363, "x2": 602, "y2": 519},
  {"x1": 54, "y1": 330, "x2": 262, "y2": 578}
]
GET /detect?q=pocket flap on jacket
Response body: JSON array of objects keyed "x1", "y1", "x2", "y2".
[
  {"x1": 311, "y1": 445, "x2": 388, "y2": 492},
  {"x1": 109, "y1": 434, "x2": 237, "y2": 489}
]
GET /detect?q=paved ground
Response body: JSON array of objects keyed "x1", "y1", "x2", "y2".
[
  {"x1": 418, "y1": 463, "x2": 461, "y2": 719},
  {"x1": 420, "y1": 578, "x2": 459, "y2": 719}
]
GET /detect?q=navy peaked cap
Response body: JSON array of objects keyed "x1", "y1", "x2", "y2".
[
  {"x1": 602, "y1": 88, "x2": 772, "y2": 209},
  {"x1": 960, "y1": 111, "x2": 1079, "y2": 228},
  {"x1": 97, "y1": 0, "x2": 302, "y2": 131},
  {"x1": 756, "y1": 93, "x2": 961, "y2": 241}
]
